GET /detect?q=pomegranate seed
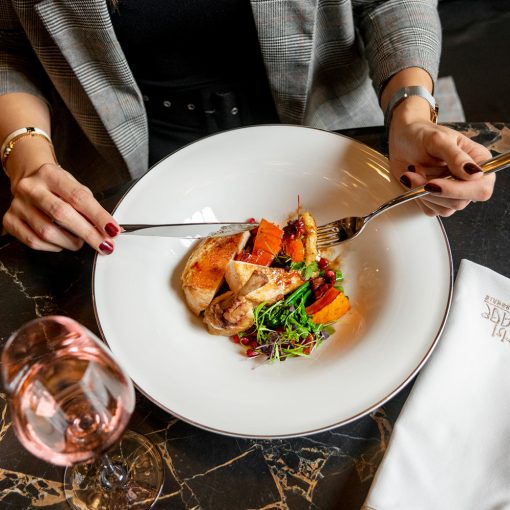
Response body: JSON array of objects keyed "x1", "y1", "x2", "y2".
[
  {"x1": 232, "y1": 335, "x2": 240, "y2": 344},
  {"x1": 311, "y1": 277, "x2": 325, "y2": 290},
  {"x1": 250, "y1": 340, "x2": 258, "y2": 348},
  {"x1": 314, "y1": 285, "x2": 328, "y2": 300},
  {"x1": 324, "y1": 270, "x2": 336, "y2": 282},
  {"x1": 283, "y1": 219, "x2": 305, "y2": 239},
  {"x1": 248, "y1": 217, "x2": 256, "y2": 223},
  {"x1": 246, "y1": 348, "x2": 259, "y2": 357},
  {"x1": 241, "y1": 337, "x2": 251, "y2": 346},
  {"x1": 318, "y1": 257, "x2": 329, "y2": 269}
]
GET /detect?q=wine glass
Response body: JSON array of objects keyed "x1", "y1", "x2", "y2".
[{"x1": 1, "y1": 315, "x2": 164, "y2": 510}]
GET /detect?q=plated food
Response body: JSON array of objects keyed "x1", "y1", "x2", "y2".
[
  {"x1": 181, "y1": 211, "x2": 350, "y2": 361},
  {"x1": 94, "y1": 125, "x2": 452, "y2": 437}
]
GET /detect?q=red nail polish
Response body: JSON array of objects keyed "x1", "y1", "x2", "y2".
[
  {"x1": 424, "y1": 183, "x2": 442, "y2": 193},
  {"x1": 99, "y1": 240, "x2": 114, "y2": 254},
  {"x1": 400, "y1": 175, "x2": 412, "y2": 187},
  {"x1": 464, "y1": 162, "x2": 482, "y2": 175},
  {"x1": 105, "y1": 222, "x2": 119, "y2": 237}
]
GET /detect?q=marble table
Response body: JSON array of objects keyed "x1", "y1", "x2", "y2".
[{"x1": 0, "y1": 122, "x2": 508, "y2": 509}]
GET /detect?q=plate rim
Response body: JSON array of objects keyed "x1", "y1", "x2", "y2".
[{"x1": 92, "y1": 124, "x2": 454, "y2": 438}]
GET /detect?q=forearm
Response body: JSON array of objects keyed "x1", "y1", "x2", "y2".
[
  {"x1": 354, "y1": 0, "x2": 441, "y2": 98},
  {"x1": 0, "y1": 92, "x2": 57, "y2": 185}
]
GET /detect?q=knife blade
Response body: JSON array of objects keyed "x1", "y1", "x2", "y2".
[{"x1": 119, "y1": 222, "x2": 258, "y2": 238}]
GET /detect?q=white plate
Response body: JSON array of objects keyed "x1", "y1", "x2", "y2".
[{"x1": 93, "y1": 125, "x2": 452, "y2": 438}]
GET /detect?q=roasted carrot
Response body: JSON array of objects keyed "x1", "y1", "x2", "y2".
[
  {"x1": 235, "y1": 248, "x2": 275, "y2": 266},
  {"x1": 305, "y1": 287, "x2": 340, "y2": 315},
  {"x1": 250, "y1": 219, "x2": 284, "y2": 266},
  {"x1": 283, "y1": 238, "x2": 305, "y2": 263},
  {"x1": 241, "y1": 249, "x2": 274, "y2": 266},
  {"x1": 309, "y1": 292, "x2": 350, "y2": 324}
]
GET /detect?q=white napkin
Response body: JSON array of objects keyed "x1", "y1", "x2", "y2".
[{"x1": 363, "y1": 259, "x2": 510, "y2": 510}]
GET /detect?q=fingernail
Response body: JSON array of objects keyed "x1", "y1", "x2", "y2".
[
  {"x1": 407, "y1": 165, "x2": 416, "y2": 172},
  {"x1": 99, "y1": 240, "x2": 114, "y2": 254},
  {"x1": 105, "y1": 222, "x2": 119, "y2": 237},
  {"x1": 464, "y1": 162, "x2": 482, "y2": 175},
  {"x1": 424, "y1": 183, "x2": 442, "y2": 193},
  {"x1": 400, "y1": 175, "x2": 412, "y2": 187}
]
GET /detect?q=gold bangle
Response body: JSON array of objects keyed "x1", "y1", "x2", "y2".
[{"x1": 1, "y1": 127, "x2": 56, "y2": 169}]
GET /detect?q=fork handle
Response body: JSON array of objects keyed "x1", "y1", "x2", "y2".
[
  {"x1": 480, "y1": 150, "x2": 510, "y2": 175},
  {"x1": 366, "y1": 150, "x2": 510, "y2": 221}
]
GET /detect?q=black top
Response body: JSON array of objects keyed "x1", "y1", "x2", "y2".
[
  {"x1": 109, "y1": 0, "x2": 269, "y2": 87},
  {"x1": 110, "y1": 0, "x2": 279, "y2": 163}
]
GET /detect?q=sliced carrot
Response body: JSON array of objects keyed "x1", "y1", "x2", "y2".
[
  {"x1": 235, "y1": 251, "x2": 252, "y2": 262},
  {"x1": 235, "y1": 249, "x2": 274, "y2": 265},
  {"x1": 305, "y1": 287, "x2": 340, "y2": 315},
  {"x1": 246, "y1": 249, "x2": 274, "y2": 266},
  {"x1": 310, "y1": 292, "x2": 350, "y2": 324},
  {"x1": 283, "y1": 238, "x2": 305, "y2": 263},
  {"x1": 250, "y1": 219, "x2": 284, "y2": 266}
]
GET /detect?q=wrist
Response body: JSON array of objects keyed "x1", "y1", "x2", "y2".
[
  {"x1": 4, "y1": 136, "x2": 58, "y2": 186},
  {"x1": 385, "y1": 87, "x2": 438, "y2": 137},
  {"x1": 391, "y1": 95, "x2": 434, "y2": 128},
  {"x1": 380, "y1": 67, "x2": 433, "y2": 111}
]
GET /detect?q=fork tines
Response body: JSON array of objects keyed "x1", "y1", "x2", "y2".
[{"x1": 316, "y1": 223, "x2": 343, "y2": 248}]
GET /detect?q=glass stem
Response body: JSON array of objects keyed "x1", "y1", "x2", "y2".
[{"x1": 100, "y1": 453, "x2": 128, "y2": 489}]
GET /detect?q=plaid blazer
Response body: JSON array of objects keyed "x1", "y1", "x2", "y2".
[{"x1": 0, "y1": 0, "x2": 441, "y2": 191}]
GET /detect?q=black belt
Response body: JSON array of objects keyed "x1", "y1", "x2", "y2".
[
  {"x1": 140, "y1": 82, "x2": 254, "y2": 134},
  {"x1": 139, "y1": 80, "x2": 279, "y2": 134}
]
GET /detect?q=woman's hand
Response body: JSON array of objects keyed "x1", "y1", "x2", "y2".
[
  {"x1": 0, "y1": 93, "x2": 120, "y2": 254},
  {"x1": 388, "y1": 104, "x2": 495, "y2": 217},
  {"x1": 3, "y1": 162, "x2": 120, "y2": 253}
]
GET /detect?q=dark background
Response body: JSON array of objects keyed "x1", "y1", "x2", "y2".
[{"x1": 438, "y1": 0, "x2": 510, "y2": 121}]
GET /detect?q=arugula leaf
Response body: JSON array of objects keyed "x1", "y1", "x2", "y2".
[
  {"x1": 303, "y1": 261, "x2": 319, "y2": 280},
  {"x1": 248, "y1": 281, "x2": 333, "y2": 362},
  {"x1": 289, "y1": 260, "x2": 319, "y2": 280}
]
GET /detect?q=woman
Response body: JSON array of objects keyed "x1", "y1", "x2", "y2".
[{"x1": 0, "y1": 0, "x2": 494, "y2": 254}]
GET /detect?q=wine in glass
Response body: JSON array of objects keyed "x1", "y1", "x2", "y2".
[{"x1": 1, "y1": 315, "x2": 163, "y2": 509}]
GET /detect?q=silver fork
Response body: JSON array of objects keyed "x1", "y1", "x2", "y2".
[{"x1": 316, "y1": 150, "x2": 510, "y2": 249}]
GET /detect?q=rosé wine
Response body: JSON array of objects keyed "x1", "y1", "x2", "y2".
[{"x1": 2, "y1": 316, "x2": 135, "y2": 466}]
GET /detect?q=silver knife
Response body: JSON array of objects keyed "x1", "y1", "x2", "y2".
[{"x1": 119, "y1": 222, "x2": 258, "y2": 238}]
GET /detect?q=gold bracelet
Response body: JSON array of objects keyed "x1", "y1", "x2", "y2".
[{"x1": 1, "y1": 127, "x2": 56, "y2": 169}]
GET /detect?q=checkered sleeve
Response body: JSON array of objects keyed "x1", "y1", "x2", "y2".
[
  {"x1": 0, "y1": 1, "x2": 50, "y2": 101},
  {"x1": 353, "y1": 0, "x2": 442, "y2": 97}
]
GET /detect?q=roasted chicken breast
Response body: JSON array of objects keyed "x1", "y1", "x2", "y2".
[
  {"x1": 203, "y1": 265, "x2": 304, "y2": 336},
  {"x1": 181, "y1": 231, "x2": 250, "y2": 315}
]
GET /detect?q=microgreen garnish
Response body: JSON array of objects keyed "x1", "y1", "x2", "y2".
[
  {"x1": 334, "y1": 270, "x2": 344, "y2": 291},
  {"x1": 303, "y1": 261, "x2": 319, "y2": 280},
  {"x1": 289, "y1": 260, "x2": 319, "y2": 280},
  {"x1": 240, "y1": 282, "x2": 334, "y2": 362}
]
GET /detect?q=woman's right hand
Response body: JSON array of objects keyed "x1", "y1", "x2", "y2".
[
  {"x1": 3, "y1": 162, "x2": 120, "y2": 254},
  {"x1": 0, "y1": 94, "x2": 120, "y2": 254}
]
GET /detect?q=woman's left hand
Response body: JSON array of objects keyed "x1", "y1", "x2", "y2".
[{"x1": 388, "y1": 117, "x2": 495, "y2": 217}]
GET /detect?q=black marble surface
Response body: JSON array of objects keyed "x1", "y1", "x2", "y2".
[{"x1": 0, "y1": 123, "x2": 508, "y2": 509}]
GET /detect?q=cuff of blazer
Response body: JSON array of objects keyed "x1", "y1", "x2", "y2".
[
  {"x1": 356, "y1": 0, "x2": 441, "y2": 98},
  {"x1": 0, "y1": 59, "x2": 52, "y2": 108}
]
